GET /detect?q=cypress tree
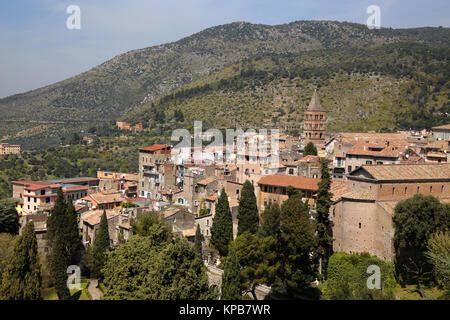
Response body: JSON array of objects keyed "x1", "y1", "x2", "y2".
[
  {"x1": 46, "y1": 189, "x2": 71, "y2": 300},
  {"x1": 304, "y1": 142, "x2": 318, "y2": 156},
  {"x1": 194, "y1": 224, "x2": 203, "y2": 258},
  {"x1": 66, "y1": 200, "x2": 82, "y2": 265},
  {"x1": 0, "y1": 221, "x2": 42, "y2": 300},
  {"x1": 211, "y1": 189, "x2": 233, "y2": 257},
  {"x1": 315, "y1": 160, "x2": 333, "y2": 278},
  {"x1": 221, "y1": 247, "x2": 241, "y2": 300},
  {"x1": 237, "y1": 180, "x2": 259, "y2": 236},
  {"x1": 259, "y1": 203, "x2": 281, "y2": 238},
  {"x1": 279, "y1": 192, "x2": 317, "y2": 296},
  {"x1": 92, "y1": 210, "x2": 110, "y2": 279},
  {"x1": 0, "y1": 199, "x2": 20, "y2": 234}
]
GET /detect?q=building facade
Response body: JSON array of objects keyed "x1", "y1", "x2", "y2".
[{"x1": 304, "y1": 90, "x2": 326, "y2": 146}]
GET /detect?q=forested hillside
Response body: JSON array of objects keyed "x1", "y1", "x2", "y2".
[{"x1": 1, "y1": 21, "x2": 449, "y2": 149}]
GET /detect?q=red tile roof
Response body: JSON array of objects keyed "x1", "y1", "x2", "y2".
[
  {"x1": 139, "y1": 144, "x2": 171, "y2": 152},
  {"x1": 258, "y1": 175, "x2": 320, "y2": 191}
]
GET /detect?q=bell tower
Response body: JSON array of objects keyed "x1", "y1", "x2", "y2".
[{"x1": 304, "y1": 89, "x2": 326, "y2": 145}]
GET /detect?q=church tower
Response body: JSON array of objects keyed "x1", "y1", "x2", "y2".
[{"x1": 304, "y1": 89, "x2": 326, "y2": 145}]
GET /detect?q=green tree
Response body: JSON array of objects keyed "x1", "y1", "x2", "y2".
[
  {"x1": 102, "y1": 235, "x2": 215, "y2": 299},
  {"x1": 259, "y1": 203, "x2": 281, "y2": 238},
  {"x1": 315, "y1": 160, "x2": 333, "y2": 278},
  {"x1": 231, "y1": 232, "x2": 279, "y2": 300},
  {"x1": 278, "y1": 192, "x2": 317, "y2": 297},
  {"x1": 393, "y1": 194, "x2": 449, "y2": 296},
  {"x1": 425, "y1": 230, "x2": 450, "y2": 294},
  {"x1": 131, "y1": 210, "x2": 172, "y2": 242},
  {"x1": 46, "y1": 189, "x2": 71, "y2": 300},
  {"x1": 194, "y1": 224, "x2": 203, "y2": 258},
  {"x1": 0, "y1": 233, "x2": 17, "y2": 286},
  {"x1": 66, "y1": 201, "x2": 82, "y2": 265},
  {"x1": 303, "y1": 142, "x2": 318, "y2": 156},
  {"x1": 0, "y1": 200, "x2": 19, "y2": 234},
  {"x1": 323, "y1": 252, "x2": 397, "y2": 300},
  {"x1": 221, "y1": 247, "x2": 241, "y2": 300},
  {"x1": 211, "y1": 189, "x2": 233, "y2": 257},
  {"x1": 92, "y1": 210, "x2": 110, "y2": 279},
  {"x1": 0, "y1": 222, "x2": 42, "y2": 300},
  {"x1": 237, "y1": 180, "x2": 259, "y2": 236}
]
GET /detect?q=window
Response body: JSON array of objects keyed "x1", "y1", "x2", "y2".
[
  {"x1": 417, "y1": 186, "x2": 420, "y2": 193},
  {"x1": 268, "y1": 186, "x2": 272, "y2": 193},
  {"x1": 392, "y1": 187, "x2": 395, "y2": 195},
  {"x1": 359, "y1": 223, "x2": 362, "y2": 229},
  {"x1": 430, "y1": 186, "x2": 432, "y2": 193},
  {"x1": 289, "y1": 168, "x2": 294, "y2": 175},
  {"x1": 41, "y1": 190, "x2": 45, "y2": 195},
  {"x1": 46, "y1": 197, "x2": 50, "y2": 203},
  {"x1": 366, "y1": 160, "x2": 372, "y2": 165},
  {"x1": 404, "y1": 187, "x2": 407, "y2": 194},
  {"x1": 348, "y1": 166, "x2": 352, "y2": 173},
  {"x1": 142, "y1": 181, "x2": 144, "y2": 187},
  {"x1": 34, "y1": 197, "x2": 37, "y2": 203}
]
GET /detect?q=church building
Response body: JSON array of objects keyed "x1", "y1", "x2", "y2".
[{"x1": 304, "y1": 90, "x2": 326, "y2": 145}]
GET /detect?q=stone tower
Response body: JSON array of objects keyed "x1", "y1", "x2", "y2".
[{"x1": 304, "y1": 89, "x2": 326, "y2": 145}]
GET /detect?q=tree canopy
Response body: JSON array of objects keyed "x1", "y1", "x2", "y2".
[
  {"x1": 0, "y1": 200, "x2": 19, "y2": 234},
  {"x1": 303, "y1": 142, "x2": 318, "y2": 156},
  {"x1": 0, "y1": 222, "x2": 42, "y2": 300},
  {"x1": 211, "y1": 189, "x2": 233, "y2": 256},
  {"x1": 393, "y1": 194, "x2": 450, "y2": 291},
  {"x1": 237, "y1": 180, "x2": 259, "y2": 236}
]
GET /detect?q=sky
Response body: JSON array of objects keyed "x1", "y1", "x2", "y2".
[{"x1": 0, "y1": 0, "x2": 449, "y2": 98}]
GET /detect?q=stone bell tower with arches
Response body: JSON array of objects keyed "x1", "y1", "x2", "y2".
[{"x1": 304, "y1": 89, "x2": 326, "y2": 145}]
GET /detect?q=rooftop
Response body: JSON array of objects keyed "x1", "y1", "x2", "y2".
[
  {"x1": 351, "y1": 163, "x2": 450, "y2": 181},
  {"x1": 139, "y1": 144, "x2": 171, "y2": 152},
  {"x1": 432, "y1": 123, "x2": 450, "y2": 130},
  {"x1": 258, "y1": 175, "x2": 320, "y2": 191}
]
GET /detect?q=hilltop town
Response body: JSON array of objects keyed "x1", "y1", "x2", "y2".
[{"x1": 3, "y1": 91, "x2": 449, "y2": 300}]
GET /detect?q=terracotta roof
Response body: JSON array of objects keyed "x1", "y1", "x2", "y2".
[
  {"x1": 330, "y1": 181, "x2": 348, "y2": 202},
  {"x1": 432, "y1": 124, "x2": 450, "y2": 130},
  {"x1": 300, "y1": 155, "x2": 321, "y2": 163},
  {"x1": 346, "y1": 142, "x2": 403, "y2": 158},
  {"x1": 82, "y1": 208, "x2": 121, "y2": 226},
  {"x1": 182, "y1": 228, "x2": 196, "y2": 237},
  {"x1": 119, "y1": 221, "x2": 131, "y2": 230},
  {"x1": 81, "y1": 191, "x2": 123, "y2": 205},
  {"x1": 258, "y1": 175, "x2": 320, "y2": 191},
  {"x1": 139, "y1": 144, "x2": 171, "y2": 152},
  {"x1": 425, "y1": 139, "x2": 450, "y2": 151},
  {"x1": 377, "y1": 201, "x2": 399, "y2": 215},
  {"x1": 197, "y1": 177, "x2": 216, "y2": 186},
  {"x1": 353, "y1": 163, "x2": 450, "y2": 181},
  {"x1": 341, "y1": 190, "x2": 375, "y2": 201},
  {"x1": 281, "y1": 160, "x2": 301, "y2": 166},
  {"x1": 229, "y1": 199, "x2": 239, "y2": 207},
  {"x1": 205, "y1": 194, "x2": 217, "y2": 201}
]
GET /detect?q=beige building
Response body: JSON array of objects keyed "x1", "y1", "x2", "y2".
[
  {"x1": 138, "y1": 144, "x2": 172, "y2": 199},
  {"x1": 330, "y1": 163, "x2": 450, "y2": 261},
  {"x1": 0, "y1": 143, "x2": 20, "y2": 155}
]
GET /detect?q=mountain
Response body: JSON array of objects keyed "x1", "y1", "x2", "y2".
[
  {"x1": 125, "y1": 42, "x2": 449, "y2": 134},
  {"x1": 1, "y1": 21, "x2": 449, "y2": 149}
]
